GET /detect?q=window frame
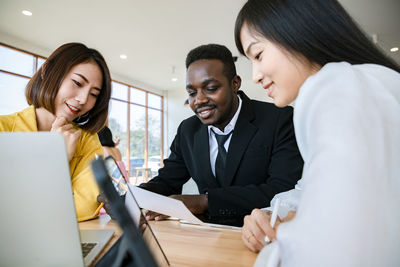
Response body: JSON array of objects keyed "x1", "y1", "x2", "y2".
[{"x1": 111, "y1": 80, "x2": 164, "y2": 173}]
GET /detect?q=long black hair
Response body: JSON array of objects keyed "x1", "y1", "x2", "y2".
[{"x1": 234, "y1": 0, "x2": 400, "y2": 72}]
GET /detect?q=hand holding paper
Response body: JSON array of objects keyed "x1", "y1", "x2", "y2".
[
  {"x1": 143, "y1": 194, "x2": 208, "y2": 221},
  {"x1": 125, "y1": 185, "x2": 204, "y2": 225}
]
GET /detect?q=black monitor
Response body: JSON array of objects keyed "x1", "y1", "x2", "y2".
[{"x1": 91, "y1": 158, "x2": 170, "y2": 267}]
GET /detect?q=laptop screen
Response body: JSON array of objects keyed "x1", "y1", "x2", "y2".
[
  {"x1": 0, "y1": 132, "x2": 113, "y2": 267},
  {"x1": 92, "y1": 157, "x2": 170, "y2": 267}
]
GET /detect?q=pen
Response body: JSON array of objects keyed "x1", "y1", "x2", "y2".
[
  {"x1": 93, "y1": 202, "x2": 104, "y2": 216},
  {"x1": 265, "y1": 198, "x2": 280, "y2": 244}
]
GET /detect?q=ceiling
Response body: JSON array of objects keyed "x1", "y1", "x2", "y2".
[{"x1": 1, "y1": 0, "x2": 399, "y2": 92}]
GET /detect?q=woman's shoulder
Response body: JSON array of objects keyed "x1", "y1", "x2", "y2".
[
  {"x1": 0, "y1": 112, "x2": 15, "y2": 122},
  {"x1": 0, "y1": 113, "x2": 15, "y2": 131},
  {"x1": 0, "y1": 106, "x2": 36, "y2": 131},
  {"x1": 0, "y1": 106, "x2": 30, "y2": 119},
  {"x1": 318, "y1": 62, "x2": 399, "y2": 82},
  {"x1": 300, "y1": 62, "x2": 400, "y2": 99}
]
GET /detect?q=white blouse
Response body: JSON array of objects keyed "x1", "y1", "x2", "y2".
[{"x1": 258, "y1": 62, "x2": 400, "y2": 267}]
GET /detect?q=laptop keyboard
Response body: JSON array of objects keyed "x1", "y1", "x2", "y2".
[{"x1": 81, "y1": 242, "x2": 97, "y2": 258}]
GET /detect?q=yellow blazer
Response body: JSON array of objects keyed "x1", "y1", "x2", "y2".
[{"x1": 0, "y1": 106, "x2": 102, "y2": 221}]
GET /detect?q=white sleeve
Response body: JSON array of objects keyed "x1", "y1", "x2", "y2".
[
  {"x1": 276, "y1": 63, "x2": 400, "y2": 267},
  {"x1": 269, "y1": 178, "x2": 303, "y2": 219}
]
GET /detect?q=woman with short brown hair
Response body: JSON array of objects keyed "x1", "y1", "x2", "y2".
[{"x1": 0, "y1": 42, "x2": 112, "y2": 221}]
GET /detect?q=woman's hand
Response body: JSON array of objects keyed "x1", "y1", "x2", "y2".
[
  {"x1": 242, "y1": 209, "x2": 297, "y2": 252},
  {"x1": 51, "y1": 117, "x2": 81, "y2": 161},
  {"x1": 242, "y1": 209, "x2": 280, "y2": 252}
]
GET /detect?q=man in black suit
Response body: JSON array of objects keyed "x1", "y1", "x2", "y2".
[{"x1": 141, "y1": 44, "x2": 303, "y2": 225}]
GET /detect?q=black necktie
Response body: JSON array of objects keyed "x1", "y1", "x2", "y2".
[{"x1": 213, "y1": 130, "x2": 233, "y2": 186}]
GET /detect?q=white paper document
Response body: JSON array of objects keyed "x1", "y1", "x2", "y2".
[
  {"x1": 126, "y1": 184, "x2": 204, "y2": 225},
  {"x1": 125, "y1": 189, "x2": 142, "y2": 228}
]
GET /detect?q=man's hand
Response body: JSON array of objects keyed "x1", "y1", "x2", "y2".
[
  {"x1": 143, "y1": 209, "x2": 169, "y2": 221},
  {"x1": 170, "y1": 194, "x2": 208, "y2": 214},
  {"x1": 144, "y1": 194, "x2": 208, "y2": 221},
  {"x1": 51, "y1": 117, "x2": 81, "y2": 162}
]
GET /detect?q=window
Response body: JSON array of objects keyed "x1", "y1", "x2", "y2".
[
  {"x1": 0, "y1": 43, "x2": 164, "y2": 176},
  {"x1": 37, "y1": 57, "x2": 46, "y2": 69},
  {"x1": 148, "y1": 93, "x2": 162, "y2": 109},
  {"x1": 148, "y1": 108, "x2": 162, "y2": 175},
  {"x1": 109, "y1": 82, "x2": 164, "y2": 176},
  {"x1": 0, "y1": 72, "x2": 29, "y2": 114},
  {"x1": 130, "y1": 87, "x2": 146, "y2": 105},
  {"x1": 108, "y1": 98, "x2": 128, "y2": 160},
  {"x1": 0, "y1": 45, "x2": 35, "y2": 77},
  {"x1": 0, "y1": 44, "x2": 37, "y2": 114}
]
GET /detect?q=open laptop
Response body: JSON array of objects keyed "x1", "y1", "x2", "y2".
[
  {"x1": 0, "y1": 132, "x2": 114, "y2": 267},
  {"x1": 91, "y1": 158, "x2": 170, "y2": 267}
]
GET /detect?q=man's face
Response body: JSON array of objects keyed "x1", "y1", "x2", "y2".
[{"x1": 186, "y1": 59, "x2": 239, "y2": 130}]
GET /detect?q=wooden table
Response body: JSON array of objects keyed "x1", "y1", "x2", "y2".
[{"x1": 79, "y1": 215, "x2": 257, "y2": 267}]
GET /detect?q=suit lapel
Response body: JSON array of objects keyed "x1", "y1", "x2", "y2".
[
  {"x1": 193, "y1": 124, "x2": 219, "y2": 190},
  {"x1": 223, "y1": 92, "x2": 258, "y2": 187}
]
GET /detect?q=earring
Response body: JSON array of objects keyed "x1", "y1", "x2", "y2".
[{"x1": 75, "y1": 112, "x2": 90, "y2": 126}]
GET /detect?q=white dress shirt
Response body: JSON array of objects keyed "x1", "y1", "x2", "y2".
[{"x1": 208, "y1": 95, "x2": 242, "y2": 177}]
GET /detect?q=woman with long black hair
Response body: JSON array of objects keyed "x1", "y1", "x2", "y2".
[{"x1": 235, "y1": 0, "x2": 400, "y2": 265}]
